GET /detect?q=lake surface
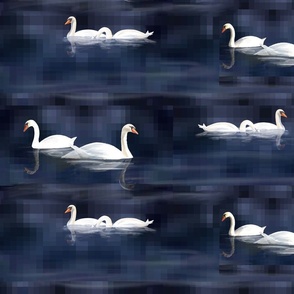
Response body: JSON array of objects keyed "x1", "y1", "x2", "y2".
[{"x1": 1, "y1": 0, "x2": 294, "y2": 292}]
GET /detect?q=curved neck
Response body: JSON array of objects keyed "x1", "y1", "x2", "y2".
[
  {"x1": 96, "y1": 27, "x2": 113, "y2": 39},
  {"x1": 275, "y1": 112, "x2": 284, "y2": 129},
  {"x1": 31, "y1": 121, "x2": 40, "y2": 148},
  {"x1": 239, "y1": 120, "x2": 254, "y2": 132},
  {"x1": 228, "y1": 26, "x2": 236, "y2": 48},
  {"x1": 96, "y1": 215, "x2": 113, "y2": 227},
  {"x1": 121, "y1": 130, "x2": 133, "y2": 158},
  {"x1": 67, "y1": 20, "x2": 77, "y2": 37},
  {"x1": 228, "y1": 214, "x2": 236, "y2": 236},
  {"x1": 67, "y1": 208, "x2": 77, "y2": 225}
]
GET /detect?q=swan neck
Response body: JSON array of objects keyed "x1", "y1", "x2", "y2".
[
  {"x1": 228, "y1": 214, "x2": 236, "y2": 236},
  {"x1": 31, "y1": 121, "x2": 40, "y2": 148},
  {"x1": 68, "y1": 20, "x2": 77, "y2": 37},
  {"x1": 239, "y1": 120, "x2": 253, "y2": 132},
  {"x1": 228, "y1": 26, "x2": 236, "y2": 48},
  {"x1": 275, "y1": 112, "x2": 284, "y2": 129},
  {"x1": 96, "y1": 27, "x2": 113, "y2": 39},
  {"x1": 121, "y1": 130, "x2": 133, "y2": 158},
  {"x1": 97, "y1": 215, "x2": 113, "y2": 227},
  {"x1": 67, "y1": 208, "x2": 77, "y2": 225}
]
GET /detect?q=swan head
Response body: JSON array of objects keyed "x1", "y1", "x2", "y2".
[
  {"x1": 23, "y1": 119, "x2": 35, "y2": 132},
  {"x1": 222, "y1": 211, "x2": 233, "y2": 222},
  {"x1": 64, "y1": 204, "x2": 76, "y2": 214},
  {"x1": 65, "y1": 16, "x2": 76, "y2": 25},
  {"x1": 221, "y1": 23, "x2": 232, "y2": 33},
  {"x1": 277, "y1": 109, "x2": 287, "y2": 118},
  {"x1": 123, "y1": 124, "x2": 139, "y2": 135}
]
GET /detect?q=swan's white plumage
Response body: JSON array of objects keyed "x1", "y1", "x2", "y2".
[
  {"x1": 62, "y1": 124, "x2": 138, "y2": 160},
  {"x1": 24, "y1": 119, "x2": 76, "y2": 149},
  {"x1": 198, "y1": 120, "x2": 256, "y2": 133},
  {"x1": 222, "y1": 211, "x2": 266, "y2": 237},
  {"x1": 222, "y1": 23, "x2": 266, "y2": 48},
  {"x1": 94, "y1": 27, "x2": 153, "y2": 40},
  {"x1": 255, "y1": 43, "x2": 294, "y2": 57},
  {"x1": 65, "y1": 16, "x2": 98, "y2": 38},
  {"x1": 93, "y1": 215, "x2": 154, "y2": 228},
  {"x1": 255, "y1": 231, "x2": 294, "y2": 246}
]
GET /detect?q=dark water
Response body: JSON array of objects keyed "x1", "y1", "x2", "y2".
[{"x1": 2, "y1": 0, "x2": 294, "y2": 292}]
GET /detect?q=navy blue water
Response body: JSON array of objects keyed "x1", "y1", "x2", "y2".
[{"x1": 2, "y1": 0, "x2": 294, "y2": 292}]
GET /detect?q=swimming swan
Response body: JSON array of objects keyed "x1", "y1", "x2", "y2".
[
  {"x1": 222, "y1": 23, "x2": 266, "y2": 48},
  {"x1": 93, "y1": 215, "x2": 154, "y2": 228},
  {"x1": 23, "y1": 120, "x2": 76, "y2": 149},
  {"x1": 65, "y1": 204, "x2": 104, "y2": 227},
  {"x1": 255, "y1": 231, "x2": 294, "y2": 246},
  {"x1": 62, "y1": 124, "x2": 138, "y2": 160},
  {"x1": 198, "y1": 120, "x2": 257, "y2": 133},
  {"x1": 94, "y1": 27, "x2": 153, "y2": 40},
  {"x1": 255, "y1": 43, "x2": 294, "y2": 58},
  {"x1": 247, "y1": 109, "x2": 287, "y2": 131},
  {"x1": 222, "y1": 211, "x2": 266, "y2": 237},
  {"x1": 65, "y1": 16, "x2": 99, "y2": 38}
]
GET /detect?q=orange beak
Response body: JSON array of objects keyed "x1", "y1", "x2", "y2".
[
  {"x1": 64, "y1": 208, "x2": 71, "y2": 214},
  {"x1": 221, "y1": 215, "x2": 226, "y2": 222},
  {"x1": 64, "y1": 19, "x2": 71, "y2": 25},
  {"x1": 281, "y1": 112, "x2": 287, "y2": 118},
  {"x1": 221, "y1": 27, "x2": 226, "y2": 33},
  {"x1": 132, "y1": 129, "x2": 139, "y2": 135},
  {"x1": 23, "y1": 124, "x2": 28, "y2": 132}
]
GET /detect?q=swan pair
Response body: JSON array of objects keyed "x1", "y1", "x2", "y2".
[
  {"x1": 65, "y1": 204, "x2": 153, "y2": 228},
  {"x1": 65, "y1": 16, "x2": 153, "y2": 40},
  {"x1": 62, "y1": 123, "x2": 138, "y2": 160},
  {"x1": 199, "y1": 109, "x2": 287, "y2": 133}
]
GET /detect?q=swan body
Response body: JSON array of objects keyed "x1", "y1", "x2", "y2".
[
  {"x1": 65, "y1": 16, "x2": 98, "y2": 38},
  {"x1": 222, "y1": 23, "x2": 266, "y2": 48},
  {"x1": 247, "y1": 109, "x2": 287, "y2": 131},
  {"x1": 222, "y1": 211, "x2": 266, "y2": 237},
  {"x1": 255, "y1": 231, "x2": 294, "y2": 246},
  {"x1": 93, "y1": 215, "x2": 154, "y2": 228},
  {"x1": 255, "y1": 43, "x2": 294, "y2": 57},
  {"x1": 23, "y1": 120, "x2": 76, "y2": 149},
  {"x1": 65, "y1": 204, "x2": 104, "y2": 227},
  {"x1": 94, "y1": 27, "x2": 153, "y2": 40},
  {"x1": 198, "y1": 120, "x2": 257, "y2": 133},
  {"x1": 62, "y1": 124, "x2": 138, "y2": 160}
]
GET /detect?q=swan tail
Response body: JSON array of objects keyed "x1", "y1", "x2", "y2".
[
  {"x1": 146, "y1": 219, "x2": 154, "y2": 226},
  {"x1": 198, "y1": 124, "x2": 206, "y2": 130},
  {"x1": 261, "y1": 226, "x2": 266, "y2": 233},
  {"x1": 146, "y1": 31, "x2": 154, "y2": 37},
  {"x1": 261, "y1": 37, "x2": 266, "y2": 45}
]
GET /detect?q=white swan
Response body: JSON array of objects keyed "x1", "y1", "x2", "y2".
[
  {"x1": 62, "y1": 124, "x2": 138, "y2": 160},
  {"x1": 198, "y1": 119, "x2": 257, "y2": 133},
  {"x1": 65, "y1": 204, "x2": 104, "y2": 227},
  {"x1": 255, "y1": 43, "x2": 294, "y2": 58},
  {"x1": 65, "y1": 16, "x2": 99, "y2": 38},
  {"x1": 222, "y1": 211, "x2": 266, "y2": 237},
  {"x1": 255, "y1": 231, "x2": 294, "y2": 246},
  {"x1": 94, "y1": 27, "x2": 153, "y2": 40},
  {"x1": 247, "y1": 109, "x2": 287, "y2": 131},
  {"x1": 222, "y1": 23, "x2": 266, "y2": 48},
  {"x1": 23, "y1": 120, "x2": 77, "y2": 149},
  {"x1": 93, "y1": 215, "x2": 154, "y2": 228}
]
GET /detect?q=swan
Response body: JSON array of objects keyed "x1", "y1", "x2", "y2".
[
  {"x1": 255, "y1": 43, "x2": 294, "y2": 58},
  {"x1": 198, "y1": 119, "x2": 257, "y2": 133},
  {"x1": 23, "y1": 120, "x2": 77, "y2": 149},
  {"x1": 65, "y1": 16, "x2": 99, "y2": 38},
  {"x1": 255, "y1": 231, "x2": 294, "y2": 246},
  {"x1": 93, "y1": 215, "x2": 154, "y2": 228},
  {"x1": 94, "y1": 27, "x2": 153, "y2": 40},
  {"x1": 65, "y1": 204, "x2": 105, "y2": 227},
  {"x1": 62, "y1": 123, "x2": 138, "y2": 160},
  {"x1": 247, "y1": 109, "x2": 287, "y2": 131},
  {"x1": 222, "y1": 23, "x2": 266, "y2": 48},
  {"x1": 222, "y1": 211, "x2": 266, "y2": 237}
]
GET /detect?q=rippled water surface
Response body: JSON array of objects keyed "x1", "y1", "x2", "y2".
[{"x1": 2, "y1": 0, "x2": 294, "y2": 292}]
